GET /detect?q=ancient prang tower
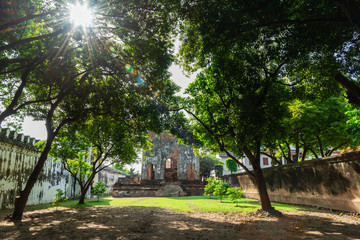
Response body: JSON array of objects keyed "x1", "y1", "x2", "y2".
[{"x1": 141, "y1": 132, "x2": 200, "y2": 182}]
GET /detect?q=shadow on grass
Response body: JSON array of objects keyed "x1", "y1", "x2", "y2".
[
  {"x1": 166, "y1": 196, "x2": 256, "y2": 202},
  {"x1": 20, "y1": 198, "x2": 113, "y2": 212},
  {"x1": 1, "y1": 196, "x2": 303, "y2": 218},
  {"x1": 1, "y1": 205, "x2": 359, "y2": 240},
  {"x1": 165, "y1": 196, "x2": 271, "y2": 208}
]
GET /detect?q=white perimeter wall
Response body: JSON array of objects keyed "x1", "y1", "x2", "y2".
[
  {"x1": 0, "y1": 135, "x2": 122, "y2": 209},
  {"x1": 0, "y1": 141, "x2": 77, "y2": 209}
]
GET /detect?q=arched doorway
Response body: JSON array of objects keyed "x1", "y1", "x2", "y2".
[
  {"x1": 186, "y1": 163, "x2": 195, "y2": 180},
  {"x1": 148, "y1": 163, "x2": 155, "y2": 180},
  {"x1": 164, "y1": 158, "x2": 178, "y2": 182}
]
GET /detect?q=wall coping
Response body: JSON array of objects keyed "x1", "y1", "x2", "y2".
[
  {"x1": 233, "y1": 151, "x2": 360, "y2": 176},
  {"x1": 0, "y1": 127, "x2": 39, "y2": 151}
]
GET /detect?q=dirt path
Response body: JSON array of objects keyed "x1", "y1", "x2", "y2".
[{"x1": 0, "y1": 206, "x2": 359, "y2": 239}]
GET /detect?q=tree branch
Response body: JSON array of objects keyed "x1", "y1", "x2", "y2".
[
  {"x1": 0, "y1": 28, "x2": 67, "y2": 52},
  {"x1": 223, "y1": 148, "x2": 254, "y2": 177},
  {"x1": 0, "y1": 12, "x2": 52, "y2": 32},
  {"x1": 0, "y1": 66, "x2": 31, "y2": 125},
  {"x1": 335, "y1": 72, "x2": 360, "y2": 106},
  {"x1": 316, "y1": 135, "x2": 325, "y2": 158},
  {"x1": 270, "y1": 59, "x2": 288, "y2": 79},
  {"x1": 327, "y1": 142, "x2": 347, "y2": 156}
]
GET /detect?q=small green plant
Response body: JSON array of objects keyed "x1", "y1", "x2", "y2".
[
  {"x1": 214, "y1": 184, "x2": 226, "y2": 202},
  {"x1": 204, "y1": 177, "x2": 230, "y2": 201},
  {"x1": 226, "y1": 187, "x2": 244, "y2": 206},
  {"x1": 204, "y1": 177, "x2": 217, "y2": 198},
  {"x1": 91, "y1": 181, "x2": 108, "y2": 201},
  {"x1": 222, "y1": 182, "x2": 230, "y2": 189},
  {"x1": 213, "y1": 180, "x2": 230, "y2": 202},
  {"x1": 53, "y1": 189, "x2": 68, "y2": 208}
]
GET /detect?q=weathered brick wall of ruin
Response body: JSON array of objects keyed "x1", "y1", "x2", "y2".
[
  {"x1": 223, "y1": 152, "x2": 360, "y2": 212},
  {"x1": 141, "y1": 132, "x2": 200, "y2": 181}
]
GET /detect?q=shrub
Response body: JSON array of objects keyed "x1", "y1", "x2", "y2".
[
  {"x1": 204, "y1": 177, "x2": 217, "y2": 198},
  {"x1": 213, "y1": 183, "x2": 227, "y2": 202},
  {"x1": 53, "y1": 189, "x2": 68, "y2": 208},
  {"x1": 204, "y1": 177, "x2": 231, "y2": 202},
  {"x1": 222, "y1": 182, "x2": 230, "y2": 189},
  {"x1": 91, "y1": 181, "x2": 108, "y2": 201},
  {"x1": 226, "y1": 187, "x2": 244, "y2": 206},
  {"x1": 213, "y1": 179, "x2": 230, "y2": 202}
]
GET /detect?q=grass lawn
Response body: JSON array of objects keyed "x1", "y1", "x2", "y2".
[{"x1": 12, "y1": 196, "x2": 305, "y2": 213}]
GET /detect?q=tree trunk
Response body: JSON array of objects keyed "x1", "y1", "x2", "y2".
[
  {"x1": 309, "y1": 148, "x2": 319, "y2": 159},
  {"x1": 279, "y1": 144, "x2": 292, "y2": 164},
  {"x1": 11, "y1": 90, "x2": 69, "y2": 219},
  {"x1": 261, "y1": 151, "x2": 282, "y2": 166},
  {"x1": 12, "y1": 135, "x2": 54, "y2": 219},
  {"x1": 78, "y1": 172, "x2": 96, "y2": 204},
  {"x1": 295, "y1": 142, "x2": 299, "y2": 162},
  {"x1": 317, "y1": 136, "x2": 325, "y2": 158},
  {"x1": 286, "y1": 142, "x2": 292, "y2": 162},
  {"x1": 253, "y1": 166, "x2": 273, "y2": 210},
  {"x1": 78, "y1": 187, "x2": 87, "y2": 204},
  {"x1": 301, "y1": 146, "x2": 308, "y2": 162},
  {"x1": 72, "y1": 176, "x2": 76, "y2": 199},
  {"x1": 242, "y1": 146, "x2": 273, "y2": 210}
]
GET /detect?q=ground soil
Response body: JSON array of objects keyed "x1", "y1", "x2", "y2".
[{"x1": 0, "y1": 205, "x2": 359, "y2": 240}]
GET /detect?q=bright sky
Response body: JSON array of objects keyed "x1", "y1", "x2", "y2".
[{"x1": 21, "y1": 117, "x2": 47, "y2": 140}]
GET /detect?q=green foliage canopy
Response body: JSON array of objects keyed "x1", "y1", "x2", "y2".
[
  {"x1": 4, "y1": 0, "x2": 182, "y2": 219},
  {"x1": 225, "y1": 158, "x2": 238, "y2": 174},
  {"x1": 49, "y1": 114, "x2": 149, "y2": 204},
  {"x1": 176, "y1": 0, "x2": 360, "y2": 211}
]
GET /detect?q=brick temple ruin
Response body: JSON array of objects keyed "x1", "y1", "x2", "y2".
[{"x1": 112, "y1": 132, "x2": 204, "y2": 197}]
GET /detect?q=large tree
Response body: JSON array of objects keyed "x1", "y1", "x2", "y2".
[
  {"x1": 183, "y1": 46, "x2": 290, "y2": 210},
  {"x1": 2, "y1": 0, "x2": 181, "y2": 219},
  {"x1": 49, "y1": 114, "x2": 148, "y2": 204}
]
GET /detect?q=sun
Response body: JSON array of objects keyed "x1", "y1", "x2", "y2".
[{"x1": 69, "y1": 4, "x2": 94, "y2": 27}]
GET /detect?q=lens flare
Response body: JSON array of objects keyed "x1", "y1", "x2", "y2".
[{"x1": 70, "y1": 4, "x2": 93, "y2": 27}]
